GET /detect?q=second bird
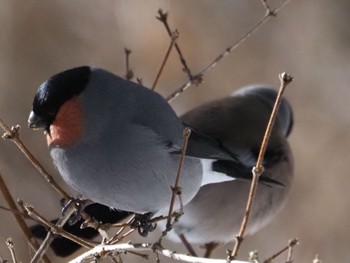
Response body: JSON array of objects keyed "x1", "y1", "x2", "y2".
[{"x1": 166, "y1": 85, "x2": 294, "y2": 254}]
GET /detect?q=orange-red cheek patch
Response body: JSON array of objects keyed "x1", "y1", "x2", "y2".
[{"x1": 47, "y1": 96, "x2": 83, "y2": 148}]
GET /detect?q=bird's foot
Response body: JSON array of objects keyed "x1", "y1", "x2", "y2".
[
  {"x1": 130, "y1": 213, "x2": 157, "y2": 237},
  {"x1": 60, "y1": 197, "x2": 86, "y2": 225}
]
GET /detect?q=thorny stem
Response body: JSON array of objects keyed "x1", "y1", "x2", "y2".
[
  {"x1": 228, "y1": 73, "x2": 293, "y2": 261},
  {"x1": 166, "y1": 0, "x2": 291, "y2": 102},
  {"x1": 0, "y1": 173, "x2": 51, "y2": 263},
  {"x1": 0, "y1": 120, "x2": 70, "y2": 200},
  {"x1": 263, "y1": 238, "x2": 299, "y2": 263},
  {"x1": 152, "y1": 30, "x2": 179, "y2": 91}
]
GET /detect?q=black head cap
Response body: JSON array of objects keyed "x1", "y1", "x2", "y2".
[{"x1": 29, "y1": 66, "x2": 91, "y2": 130}]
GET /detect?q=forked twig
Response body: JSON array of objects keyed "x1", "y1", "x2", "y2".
[
  {"x1": 157, "y1": 10, "x2": 195, "y2": 81},
  {"x1": 166, "y1": 0, "x2": 291, "y2": 102},
  {"x1": 260, "y1": 0, "x2": 276, "y2": 16},
  {"x1": 227, "y1": 73, "x2": 294, "y2": 261}
]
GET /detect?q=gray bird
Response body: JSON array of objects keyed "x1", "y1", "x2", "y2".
[
  {"x1": 165, "y1": 86, "x2": 294, "y2": 250},
  {"x1": 28, "y1": 67, "x2": 280, "y2": 224}
]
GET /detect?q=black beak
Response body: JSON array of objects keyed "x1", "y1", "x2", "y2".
[{"x1": 28, "y1": 111, "x2": 50, "y2": 132}]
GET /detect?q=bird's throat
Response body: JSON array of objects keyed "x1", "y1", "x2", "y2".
[{"x1": 47, "y1": 97, "x2": 83, "y2": 148}]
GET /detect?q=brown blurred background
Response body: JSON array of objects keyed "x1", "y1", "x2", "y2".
[{"x1": 0, "y1": 0, "x2": 349, "y2": 262}]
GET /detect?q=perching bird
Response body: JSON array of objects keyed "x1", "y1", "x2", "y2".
[
  {"x1": 29, "y1": 70, "x2": 288, "y2": 256},
  {"x1": 164, "y1": 85, "x2": 294, "y2": 253},
  {"x1": 28, "y1": 67, "x2": 280, "y2": 224}
]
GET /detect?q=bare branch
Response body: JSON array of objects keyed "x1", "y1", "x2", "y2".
[
  {"x1": 228, "y1": 73, "x2": 294, "y2": 260},
  {"x1": 107, "y1": 214, "x2": 135, "y2": 244},
  {"x1": 179, "y1": 233, "x2": 197, "y2": 257},
  {"x1": 263, "y1": 238, "x2": 299, "y2": 263},
  {"x1": 160, "y1": 128, "x2": 191, "y2": 241},
  {"x1": 157, "y1": 9, "x2": 194, "y2": 80},
  {"x1": 0, "y1": 121, "x2": 70, "y2": 200},
  {"x1": 69, "y1": 242, "x2": 250, "y2": 263},
  {"x1": 152, "y1": 30, "x2": 179, "y2": 91},
  {"x1": 260, "y1": 0, "x2": 276, "y2": 16},
  {"x1": 166, "y1": 0, "x2": 291, "y2": 102},
  {"x1": 0, "y1": 172, "x2": 51, "y2": 263},
  {"x1": 286, "y1": 238, "x2": 299, "y2": 263}
]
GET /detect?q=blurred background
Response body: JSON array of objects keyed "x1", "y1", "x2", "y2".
[{"x1": 0, "y1": 0, "x2": 349, "y2": 262}]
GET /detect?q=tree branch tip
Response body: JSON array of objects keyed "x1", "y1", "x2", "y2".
[
  {"x1": 183, "y1": 127, "x2": 191, "y2": 137},
  {"x1": 2, "y1": 125, "x2": 21, "y2": 140},
  {"x1": 279, "y1": 72, "x2": 294, "y2": 84},
  {"x1": 289, "y1": 238, "x2": 299, "y2": 247},
  {"x1": 156, "y1": 9, "x2": 168, "y2": 21},
  {"x1": 248, "y1": 250, "x2": 259, "y2": 261},
  {"x1": 5, "y1": 238, "x2": 14, "y2": 248},
  {"x1": 124, "y1": 48, "x2": 131, "y2": 54}
]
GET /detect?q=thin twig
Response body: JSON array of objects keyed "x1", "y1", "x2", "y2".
[
  {"x1": 166, "y1": 0, "x2": 291, "y2": 102},
  {"x1": 110, "y1": 228, "x2": 136, "y2": 245},
  {"x1": 151, "y1": 30, "x2": 179, "y2": 90},
  {"x1": 263, "y1": 238, "x2": 299, "y2": 263},
  {"x1": 107, "y1": 214, "x2": 135, "y2": 244},
  {"x1": 228, "y1": 73, "x2": 293, "y2": 261},
  {"x1": 22, "y1": 203, "x2": 95, "y2": 249},
  {"x1": 156, "y1": 9, "x2": 194, "y2": 80},
  {"x1": 124, "y1": 48, "x2": 134, "y2": 80},
  {"x1": 286, "y1": 238, "x2": 298, "y2": 263},
  {"x1": 6, "y1": 239, "x2": 18, "y2": 263},
  {"x1": 202, "y1": 242, "x2": 220, "y2": 258},
  {"x1": 0, "y1": 173, "x2": 51, "y2": 263},
  {"x1": 0, "y1": 121, "x2": 69, "y2": 200},
  {"x1": 178, "y1": 234, "x2": 197, "y2": 257},
  {"x1": 161, "y1": 128, "x2": 191, "y2": 240},
  {"x1": 18, "y1": 201, "x2": 95, "y2": 263},
  {"x1": 0, "y1": 119, "x2": 97, "y2": 257},
  {"x1": 260, "y1": 0, "x2": 276, "y2": 16}
]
